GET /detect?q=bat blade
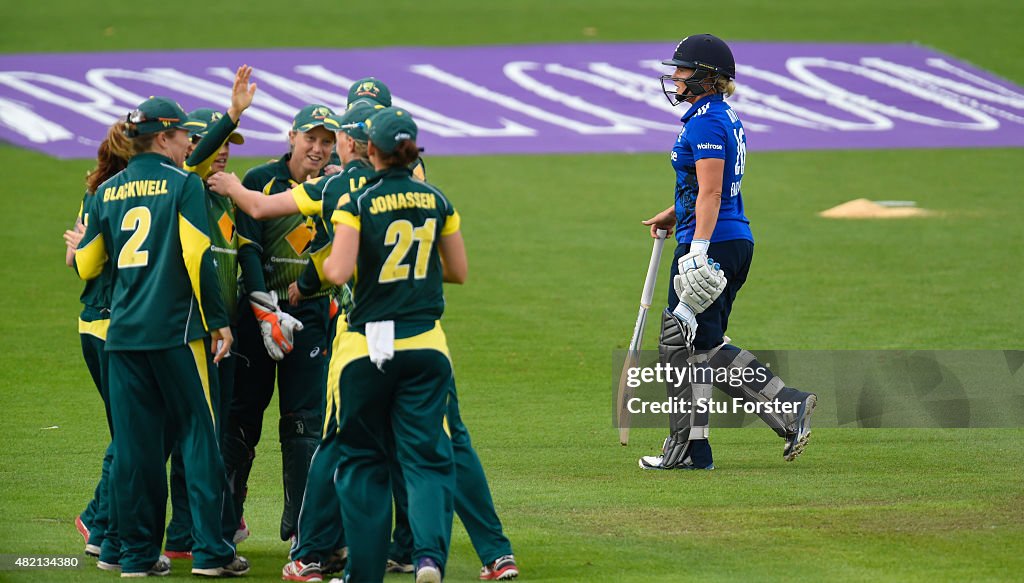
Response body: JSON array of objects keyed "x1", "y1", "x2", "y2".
[
  {"x1": 616, "y1": 229, "x2": 667, "y2": 446},
  {"x1": 616, "y1": 307, "x2": 649, "y2": 445}
]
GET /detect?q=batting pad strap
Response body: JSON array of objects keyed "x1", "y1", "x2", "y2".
[
  {"x1": 705, "y1": 340, "x2": 728, "y2": 361},
  {"x1": 761, "y1": 376, "x2": 785, "y2": 400},
  {"x1": 735, "y1": 384, "x2": 788, "y2": 437},
  {"x1": 687, "y1": 351, "x2": 711, "y2": 364},
  {"x1": 689, "y1": 382, "x2": 712, "y2": 440},
  {"x1": 732, "y1": 349, "x2": 755, "y2": 370}
]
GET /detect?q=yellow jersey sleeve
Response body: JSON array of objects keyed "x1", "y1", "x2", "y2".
[
  {"x1": 291, "y1": 183, "x2": 324, "y2": 217},
  {"x1": 331, "y1": 209, "x2": 361, "y2": 232},
  {"x1": 440, "y1": 209, "x2": 461, "y2": 236},
  {"x1": 75, "y1": 233, "x2": 108, "y2": 280}
]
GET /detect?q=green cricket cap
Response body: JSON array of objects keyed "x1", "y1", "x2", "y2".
[
  {"x1": 124, "y1": 97, "x2": 190, "y2": 137},
  {"x1": 347, "y1": 77, "x2": 392, "y2": 108},
  {"x1": 186, "y1": 108, "x2": 244, "y2": 144},
  {"x1": 333, "y1": 102, "x2": 375, "y2": 142},
  {"x1": 365, "y1": 107, "x2": 417, "y2": 154},
  {"x1": 292, "y1": 104, "x2": 340, "y2": 132}
]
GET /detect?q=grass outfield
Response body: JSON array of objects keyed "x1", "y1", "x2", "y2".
[{"x1": 2, "y1": 0, "x2": 1023, "y2": 581}]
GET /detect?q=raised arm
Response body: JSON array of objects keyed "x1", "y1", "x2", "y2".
[{"x1": 184, "y1": 65, "x2": 256, "y2": 177}]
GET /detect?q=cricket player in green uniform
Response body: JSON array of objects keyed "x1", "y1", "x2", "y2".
[
  {"x1": 67, "y1": 67, "x2": 257, "y2": 571},
  {"x1": 211, "y1": 102, "x2": 377, "y2": 581},
  {"x1": 323, "y1": 107, "x2": 465, "y2": 583},
  {"x1": 347, "y1": 78, "x2": 520, "y2": 581},
  {"x1": 64, "y1": 122, "x2": 131, "y2": 562},
  {"x1": 164, "y1": 65, "x2": 257, "y2": 559},
  {"x1": 75, "y1": 96, "x2": 248, "y2": 577},
  {"x1": 225, "y1": 104, "x2": 338, "y2": 542}
]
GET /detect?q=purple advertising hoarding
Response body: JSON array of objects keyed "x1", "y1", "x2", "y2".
[{"x1": 0, "y1": 42, "x2": 1022, "y2": 159}]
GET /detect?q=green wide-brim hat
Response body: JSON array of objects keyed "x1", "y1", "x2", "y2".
[
  {"x1": 125, "y1": 97, "x2": 190, "y2": 137},
  {"x1": 347, "y1": 77, "x2": 392, "y2": 108},
  {"x1": 332, "y1": 102, "x2": 376, "y2": 142},
  {"x1": 365, "y1": 107, "x2": 417, "y2": 154},
  {"x1": 185, "y1": 108, "x2": 244, "y2": 144},
  {"x1": 292, "y1": 104, "x2": 340, "y2": 132}
]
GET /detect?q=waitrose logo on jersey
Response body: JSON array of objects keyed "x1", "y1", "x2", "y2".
[
  {"x1": 696, "y1": 143, "x2": 724, "y2": 150},
  {"x1": 0, "y1": 42, "x2": 1022, "y2": 158}
]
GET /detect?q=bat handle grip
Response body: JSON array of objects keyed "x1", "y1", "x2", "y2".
[{"x1": 640, "y1": 231, "x2": 668, "y2": 307}]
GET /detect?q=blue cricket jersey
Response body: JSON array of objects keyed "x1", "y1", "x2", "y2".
[{"x1": 670, "y1": 93, "x2": 754, "y2": 245}]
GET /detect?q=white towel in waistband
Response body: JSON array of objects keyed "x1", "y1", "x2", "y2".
[{"x1": 366, "y1": 320, "x2": 395, "y2": 371}]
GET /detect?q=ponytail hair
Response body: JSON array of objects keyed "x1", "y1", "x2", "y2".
[
  {"x1": 352, "y1": 139, "x2": 369, "y2": 159},
  {"x1": 85, "y1": 122, "x2": 132, "y2": 194},
  {"x1": 715, "y1": 76, "x2": 736, "y2": 98},
  {"x1": 376, "y1": 139, "x2": 420, "y2": 168}
]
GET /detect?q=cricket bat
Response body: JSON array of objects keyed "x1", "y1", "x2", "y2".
[{"x1": 616, "y1": 229, "x2": 668, "y2": 446}]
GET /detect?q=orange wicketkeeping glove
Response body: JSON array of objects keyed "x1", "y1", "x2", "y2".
[{"x1": 249, "y1": 291, "x2": 304, "y2": 361}]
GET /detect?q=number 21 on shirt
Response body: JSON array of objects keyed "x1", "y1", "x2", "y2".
[{"x1": 379, "y1": 218, "x2": 437, "y2": 283}]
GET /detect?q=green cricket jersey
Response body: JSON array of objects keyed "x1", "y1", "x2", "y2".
[
  {"x1": 291, "y1": 158, "x2": 376, "y2": 298},
  {"x1": 236, "y1": 154, "x2": 328, "y2": 300},
  {"x1": 72, "y1": 112, "x2": 235, "y2": 329},
  {"x1": 207, "y1": 191, "x2": 239, "y2": 322},
  {"x1": 330, "y1": 166, "x2": 461, "y2": 329},
  {"x1": 77, "y1": 191, "x2": 112, "y2": 320},
  {"x1": 187, "y1": 109, "x2": 243, "y2": 322},
  {"x1": 76, "y1": 152, "x2": 228, "y2": 351}
]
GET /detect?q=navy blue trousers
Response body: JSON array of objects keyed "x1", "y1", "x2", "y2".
[{"x1": 668, "y1": 239, "x2": 754, "y2": 351}]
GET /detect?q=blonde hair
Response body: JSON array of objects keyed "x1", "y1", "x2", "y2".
[
  {"x1": 129, "y1": 128, "x2": 177, "y2": 156},
  {"x1": 352, "y1": 139, "x2": 368, "y2": 158},
  {"x1": 715, "y1": 77, "x2": 736, "y2": 98}
]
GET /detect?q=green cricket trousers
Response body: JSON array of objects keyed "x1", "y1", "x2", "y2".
[
  {"x1": 107, "y1": 338, "x2": 234, "y2": 574},
  {"x1": 328, "y1": 322, "x2": 455, "y2": 582}
]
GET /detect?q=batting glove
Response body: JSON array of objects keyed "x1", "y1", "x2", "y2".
[
  {"x1": 674, "y1": 258, "x2": 727, "y2": 313},
  {"x1": 249, "y1": 290, "x2": 304, "y2": 361},
  {"x1": 677, "y1": 239, "x2": 711, "y2": 272}
]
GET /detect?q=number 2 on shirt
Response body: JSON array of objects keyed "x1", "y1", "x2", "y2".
[{"x1": 118, "y1": 206, "x2": 151, "y2": 268}]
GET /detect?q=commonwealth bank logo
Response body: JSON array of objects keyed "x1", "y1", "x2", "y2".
[
  {"x1": 217, "y1": 212, "x2": 235, "y2": 243},
  {"x1": 284, "y1": 220, "x2": 314, "y2": 255}
]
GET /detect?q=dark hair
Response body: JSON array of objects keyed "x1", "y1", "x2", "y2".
[
  {"x1": 377, "y1": 139, "x2": 420, "y2": 168},
  {"x1": 85, "y1": 122, "x2": 132, "y2": 194}
]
